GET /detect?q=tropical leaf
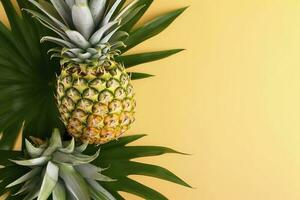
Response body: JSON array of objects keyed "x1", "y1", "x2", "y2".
[
  {"x1": 123, "y1": 7, "x2": 188, "y2": 52},
  {"x1": 110, "y1": 0, "x2": 127, "y2": 19},
  {"x1": 0, "y1": 1, "x2": 187, "y2": 149},
  {"x1": 0, "y1": 150, "x2": 22, "y2": 166},
  {"x1": 90, "y1": 134, "x2": 191, "y2": 199},
  {"x1": 100, "y1": 146, "x2": 187, "y2": 160},
  {"x1": 129, "y1": 72, "x2": 154, "y2": 80},
  {"x1": 0, "y1": 0, "x2": 186, "y2": 149},
  {"x1": 0, "y1": 154, "x2": 28, "y2": 198},
  {"x1": 0, "y1": 0, "x2": 64, "y2": 149},
  {"x1": 101, "y1": 134, "x2": 147, "y2": 149},
  {"x1": 117, "y1": 49, "x2": 185, "y2": 68},
  {"x1": 105, "y1": 161, "x2": 191, "y2": 188},
  {"x1": 0, "y1": 134, "x2": 190, "y2": 200},
  {"x1": 0, "y1": 1, "x2": 189, "y2": 199},
  {"x1": 1, "y1": 0, "x2": 40, "y2": 64},
  {"x1": 121, "y1": 0, "x2": 153, "y2": 32},
  {"x1": 104, "y1": 178, "x2": 168, "y2": 200}
]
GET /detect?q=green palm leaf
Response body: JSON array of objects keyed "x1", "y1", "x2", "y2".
[
  {"x1": 129, "y1": 72, "x2": 154, "y2": 80},
  {"x1": 0, "y1": 1, "x2": 186, "y2": 149},
  {"x1": 0, "y1": 1, "x2": 190, "y2": 198},
  {"x1": 123, "y1": 7, "x2": 188, "y2": 52},
  {"x1": 121, "y1": 0, "x2": 153, "y2": 32},
  {"x1": 0, "y1": 156, "x2": 28, "y2": 198},
  {"x1": 104, "y1": 178, "x2": 168, "y2": 200},
  {"x1": 91, "y1": 135, "x2": 191, "y2": 199},
  {"x1": 0, "y1": 0, "x2": 63, "y2": 149},
  {"x1": 101, "y1": 134, "x2": 147, "y2": 149},
  {"x1": 0, "y1": 150, "x2": 22, "y2": 166},
  {"x1": 1, "y1": 0, "x2": 40, "y2": 64},
  {"x1": 0, "y1": 135, "x2": 191, "y2": 200},
  {"x1": 117, "y1": 49, "x2": 185, "y2": 68},
  {"x1": 106, "y1": 161, "x2": 191, "y2": 187}
]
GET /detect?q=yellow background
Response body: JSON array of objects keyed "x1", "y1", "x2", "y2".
[{"x1": 2, "y1": 0, "x2": 300, "y2": 199}]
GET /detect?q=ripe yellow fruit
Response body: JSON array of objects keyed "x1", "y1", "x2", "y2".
[{"x1": 57, "y1": 61, "x2": 136, "y2": 144}]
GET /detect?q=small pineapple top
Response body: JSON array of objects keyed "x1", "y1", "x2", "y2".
[
  {"x1": 7, "y1": 129, "x2": 116, "y2": 200},
  {"x1": 26, "y1": 0, "x2": 144, "y2": 65}
]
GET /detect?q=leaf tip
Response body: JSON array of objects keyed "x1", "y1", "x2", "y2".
[
  {"x1": 173, "y1": 6, "x2": 190, "y2": 16},
  {"x1": 175, "y1": 48, "x2": 186, "y2": 53},
  {"x1": 173, "y1": 150, "x2": 191, "y2": 156},
  {"x1": 181, "y1": 6, "x2": 190, "y2": 12}
]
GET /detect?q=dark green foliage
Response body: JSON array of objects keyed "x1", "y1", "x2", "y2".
[
  {"x1": 0, "y1": 1, "x2": 189, "y2": 199},
  {"x1": 130, "y1": 72, "x2": 154, "y2": 80},
  {"x1": 0, "y1": 166, "x2": 26, "y2": 198},
  {"x1": 121, "y1": 0, "x2": 153, "y2": 32},
  {"x1": 123, "y1": 7, "x2": 188, "y2": 52},
  {"x1": 0, "y1": 0, "x2": 64, "y2": 149},
  {"x1": 117, "y1": 49, "x2": 185, "y2": 68},
  {"x1": 94, "y1": 135, "x2": 191, "y2": 199},
  {"x1": 90, "y1": 135, "x2": 191, "y2": 199},
  {"x1": 0, "y1": 150, "x2": 22, "y2": 166},
  {"x1": 0, "y1": 0, "x2": 187, "y2": 152},
  {"x1": 0, "y1": 135, "x2": 191, "y2": 200}
]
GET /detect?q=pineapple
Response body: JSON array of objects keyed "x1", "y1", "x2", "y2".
[
  {"x1": 25, "y1": 0, "x2": 141, "y2": 144},
  {"x1": 6, "y1": 129, "x2": 116, "y2": 200}
]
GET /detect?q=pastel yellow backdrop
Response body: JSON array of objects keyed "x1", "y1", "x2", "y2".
[{"x1": 2, "y1": 0, "x2": 300, "y2": 199}]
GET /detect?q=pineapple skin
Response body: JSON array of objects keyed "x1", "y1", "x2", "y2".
[{"x1": 57, "y1": 61, "x2": 136, "y2": 144}]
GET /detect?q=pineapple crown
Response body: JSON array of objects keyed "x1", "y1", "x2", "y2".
[
  {"x1": 25, "y1": 0, "x2": 144, "y2": 65},
  {"x1": 6, "y1": 129, "x2": 116, "y2": 200}
]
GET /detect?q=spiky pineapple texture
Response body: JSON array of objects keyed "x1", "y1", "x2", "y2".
[
  {"x1": 57, "y1": 61, "x2": 136, "y2": 144},
  {"x1": 26, "y1": 0, "x2": 143, "y2": 64},
  {"x1": 6, "y1": 129, "x2": 116, "y2": 200},
  {"x1": 25, "y1": 0, "x2": 142, "y2": 144}
]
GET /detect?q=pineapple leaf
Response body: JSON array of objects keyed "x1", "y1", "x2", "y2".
[
  {"x1": 10, "y1": 156, "x2": 50, "y2": 166},
  {"x1": 59, "y1": 137, "x2": 75, "y2": 153},
  {"x1": 6, "y1": 167, "x2": 42, "y2": 188},
  {"x1": 109, "y1": 0, "x2": 126, "y2": 19},
  {"x1": 0, "y1": 165, "x2": 28, "y2": 197},
  {"x1": 123, "y1": 6, "x2": 188, "y2": 52},
  {"x1": 89, "y1": 0, "x2": 107, "y2": 26},
  {"x1": 100, "y1": 186, "x2": 125, "y2": 200},
  {"x1": 0, "y1": 135, "x2": 191, "y2": 199},
  {"x1": 58, "y1": 163, "x2": 90, "y2": 200},
  {"x1": 52, "y1": 180, "x2": 67, "y2": 200},
  {"x1": 38, "y1": 161, "x2": 59, "y2": 200},
  {"x1": 23, "y1": 185, "x2": 40, "y2": 200},
  {"x1": 87, "y1": 179, "x2": 116, "y2": 200},
  {"x1": 129, "y1": 72, "x2": 154, "y2": 80},
  {"x1": 117, "y1": 49, "x2": 185, "y2": 68},
  {"x1": 25, "y1": 139, "x2": 45, "y2": 158},
  {"x1": 13, "y1": 179, "x2": 40, "y2": 196},
  {"x1": 23, "y1": 8, "x2": 68, "y2": 39},
  {"x1": 121, "y1": 0, "x2": 153, "y2": 32},
  {"x1": 49, "y1": 0, "x2": 72, "y2": 27},
  {"x1": 28, "y1": 0, "x2": 68, "y2": 30}
]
